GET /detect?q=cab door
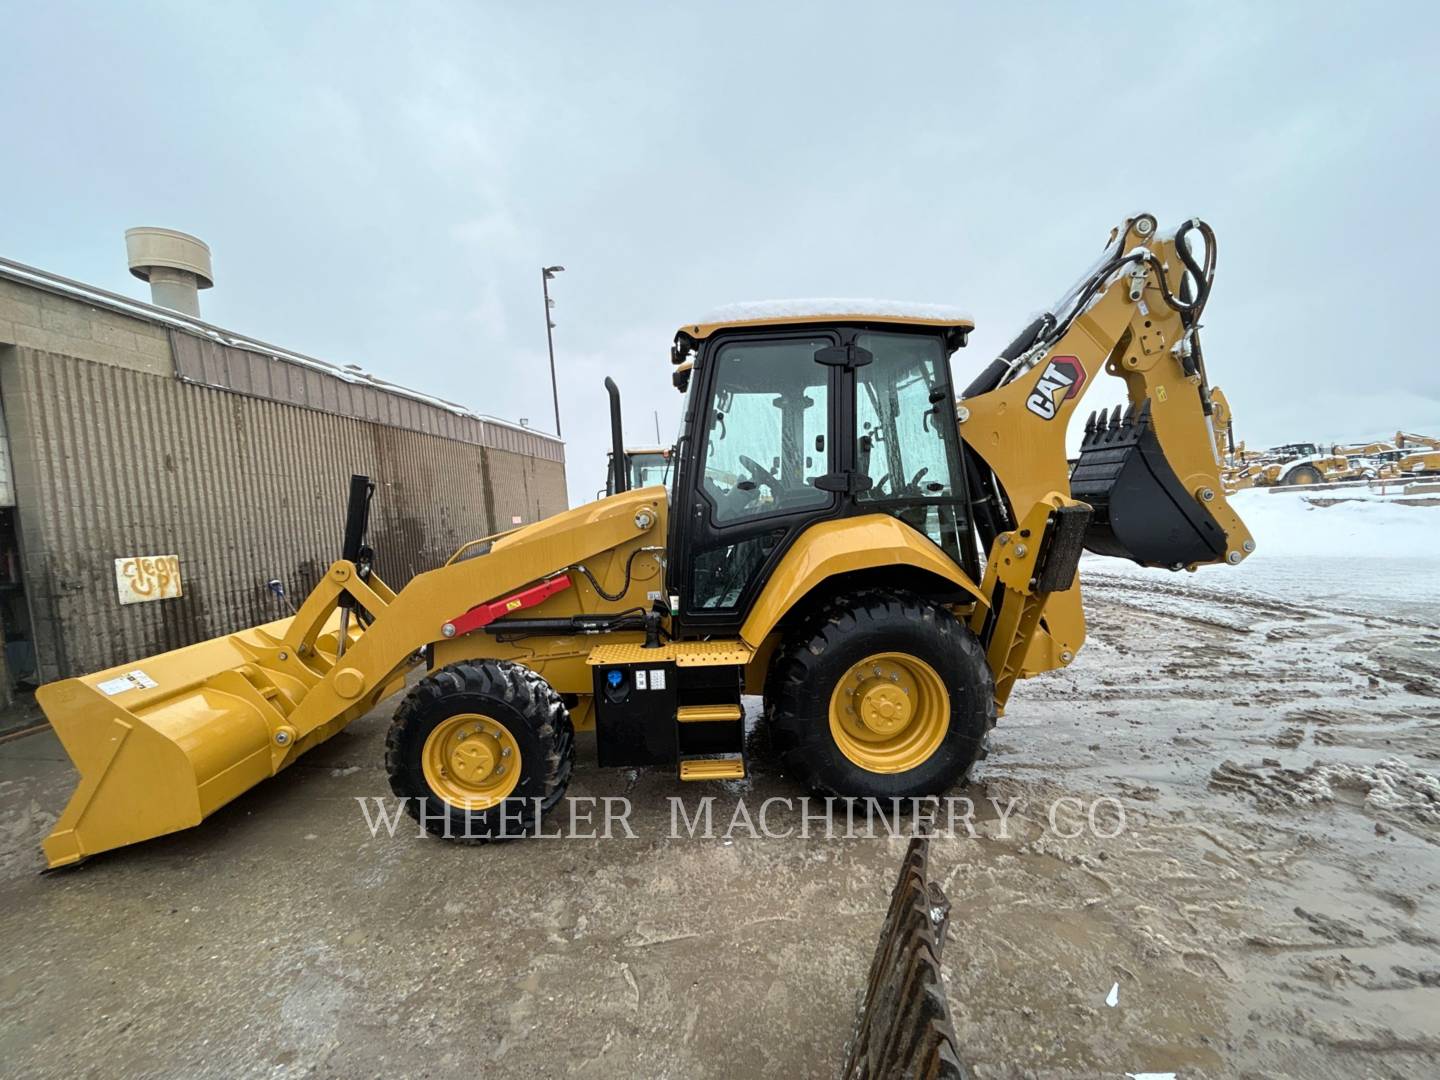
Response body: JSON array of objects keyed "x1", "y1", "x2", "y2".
[{"x1": 670, "y1": 331, "x2": 840, "y2": 635}]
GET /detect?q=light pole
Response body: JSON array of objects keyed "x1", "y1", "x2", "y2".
[{"x1": 541, "y1": 265, "x2": 565, "y2": 438}]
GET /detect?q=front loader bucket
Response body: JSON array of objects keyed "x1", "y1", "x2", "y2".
[
  {"x1": 1069, "y1": 400, "x2": 1228, "y2": 568},
  {"x1": 38, "y1": 611, "x2": 377, "y2": 868}
]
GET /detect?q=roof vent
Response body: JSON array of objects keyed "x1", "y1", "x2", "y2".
[{"x1": 125, "y1": 227, "x2": 213, "y2": 317}]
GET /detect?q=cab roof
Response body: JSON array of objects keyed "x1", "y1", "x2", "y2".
[{"x1": 677, "y1": 298, "x2": 975, "y2": 341}]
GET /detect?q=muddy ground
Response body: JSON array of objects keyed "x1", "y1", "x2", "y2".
[{"x1": 1, "y1": 553, "x2": 1437, "y2": 1078}]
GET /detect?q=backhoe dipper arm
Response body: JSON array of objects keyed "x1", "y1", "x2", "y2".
[{"x1": 958, "y1": 213, "x2": 1254, "y2": 687}]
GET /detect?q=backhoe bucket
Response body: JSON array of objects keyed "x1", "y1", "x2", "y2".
[
  {"x1": 38, "y1": 611, "x2": 376, "y2": 868},
  {"x1": 1069, "y1": 400, "x2": 1228, "y2": 568}
]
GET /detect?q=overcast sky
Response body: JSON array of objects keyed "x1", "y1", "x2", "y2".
[{"x1": 4, "y1": 2, "x2": 1438, "y2": 500}]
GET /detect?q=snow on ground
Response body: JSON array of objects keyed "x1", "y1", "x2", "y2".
[
  {"x1": 1225, "y1": 487, "x2": 1437, "y2": 560},
  {"x1": 1086, "y1": 488, "x2": 1440, "y2": 625}
]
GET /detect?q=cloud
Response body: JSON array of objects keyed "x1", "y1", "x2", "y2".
[{"x1": 1, "y1": 1, "x2": 1436, "y2": 508}]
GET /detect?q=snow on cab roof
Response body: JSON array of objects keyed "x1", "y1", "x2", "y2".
[{"x1": 678, "y1": 298, "x2": 975, "y2": 339}]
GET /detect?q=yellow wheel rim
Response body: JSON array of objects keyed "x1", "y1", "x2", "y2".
[
  {"x1": 421, "y1": 713, "x2": 521, "y2": 810},
  {"x1": 828, "y1": 652, "x2": 949, "y2": 773}
]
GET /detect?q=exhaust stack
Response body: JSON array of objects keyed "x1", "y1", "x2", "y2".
[
  {"x1": 604, "y1": 377, "x2": 627, "y2": 495},
  {"x1": 125, "y1": 227, "x2": 213, "y2": 317}
]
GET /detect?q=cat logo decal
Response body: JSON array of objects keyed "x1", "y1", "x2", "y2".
[{"x1": 1025, "y1": 357, "x2": 1085, "y2": 419}]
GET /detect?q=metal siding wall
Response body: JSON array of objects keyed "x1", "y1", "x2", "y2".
[
  {"x1": 169, "y1": 333, "x2": 565, "y2": 464},
  {"x1": 480, "y1": 448, "x2": 570, "y2": 531},
  {"x1": 9, "y1": 349, "x2": 568, "y2": 682}
]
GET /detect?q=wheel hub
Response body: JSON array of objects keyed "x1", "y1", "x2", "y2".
[
  {"x1": 858, "y1": 682, "x2": 911, "y2": 736},
  {"x1": 422, "y1": 714, "x2": 520, "y2": 809},
  {"x1": 829, "y1": 652, "x2": 950, "y2": 774},
  {"x1": 449, "y1": 736, "x2": 497, "y2": 782}
]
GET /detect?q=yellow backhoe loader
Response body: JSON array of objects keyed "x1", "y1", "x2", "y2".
[{"x1": 37, "y1": 213, "x2": 1253, "y2": 867}]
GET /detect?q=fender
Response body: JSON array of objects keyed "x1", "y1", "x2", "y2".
[{"x1": 739, "y1": 515, "x2": 987, "y2": 649}]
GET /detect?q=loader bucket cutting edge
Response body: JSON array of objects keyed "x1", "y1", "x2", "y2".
[
  {"x1": 38, "y1": 610, "x2": 377, "y2": 869},
  {"x1": 1069, "y1": 399, "x2": 1228, "y2": 568}
]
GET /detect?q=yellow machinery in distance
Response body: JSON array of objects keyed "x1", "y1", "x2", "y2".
[
  {"x1": 603, "y1": 445, "x2": 673, "y2": 499},
  {"x1": 38, "y1": 212, "x2": 1252, "y2": 867},
  {"x1": 1222, "y1": 428, "x2": 1440, "y2": 489}
]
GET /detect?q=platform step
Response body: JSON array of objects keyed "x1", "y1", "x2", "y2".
[
  {"x1": 676, "y1": 704, "x2": 743, "y2": 724},
  {"x1": 679, "y1": 756, "x2": 746, "y2": 781},
  {"x1": 587, "y1": 639, "x2": 753, "y2": 667}
]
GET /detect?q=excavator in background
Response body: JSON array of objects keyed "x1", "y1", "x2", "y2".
[
  {"x1": 36, "y1": 212, "x2": 1252, "y2": 867},
  {"x1": 1393, "y1": 432, "x2": 1440, "y2": 476},
  {"x1": 1396, "y1": 432, "x2": 1440, "y2": 451}
]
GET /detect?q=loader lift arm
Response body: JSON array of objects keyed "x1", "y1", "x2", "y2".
[{"x1": 38, "y1": 488, "x2": 666, "y2": 868}]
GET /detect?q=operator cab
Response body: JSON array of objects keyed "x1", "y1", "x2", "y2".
[
  {"x1": 603, "y1": 447, "x2": 672, "y2": 498},
  {"x1": 666, "y1": 302, "x2": 975, "y2": 635}
]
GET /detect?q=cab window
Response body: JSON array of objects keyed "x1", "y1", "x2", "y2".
[
  {"x1": 853, "y1": 331, "x2": 966, "y2": 564},
  {"x1": 701, "y1": 338, "x2": 832, "y2": 526},
  {"x1": 854, "y1": 331, "x2": 954, "y2": 501}
]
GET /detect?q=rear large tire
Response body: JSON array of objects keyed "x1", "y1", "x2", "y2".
[
  {"x1": 765, "y1": 591, "x2": 994, "y2": 799},
  {"x1": 1283, "y1": 463, "x2": 1324, "y2": 486},
  {"x1": 385, "y1": 660, "x2": 574, "y2": 841}
]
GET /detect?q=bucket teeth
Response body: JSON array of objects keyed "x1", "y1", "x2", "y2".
[
  {"x1": 1077, "y1": 401, "x2": 1152, "y2": 453},
  {"x1": 1069, "y1": 398, "x2": 1224, "y2": 567}
]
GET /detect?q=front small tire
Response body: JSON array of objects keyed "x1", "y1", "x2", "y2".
[
  {"x1": 385, "y1": 660, "x2": 574, "y2": 841},
  {"x1": 766, "y1": 591, "x2": 994, "y2": 799}
]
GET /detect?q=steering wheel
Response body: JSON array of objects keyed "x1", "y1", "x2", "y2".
[
  {"x1": 739, "y1": 454, "x2": 781, "y2": 492},
  {"x1": 907, "y1": 467, "x2": 930, "y2": 493}
]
